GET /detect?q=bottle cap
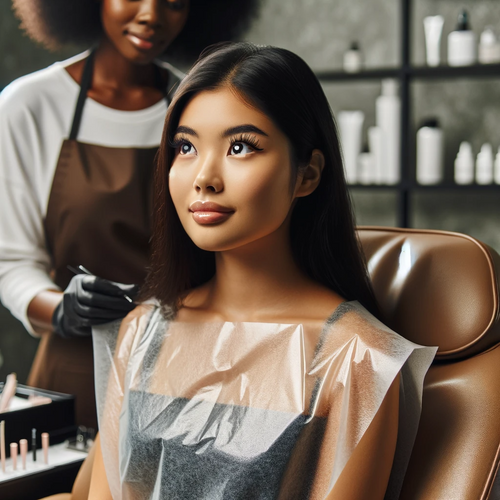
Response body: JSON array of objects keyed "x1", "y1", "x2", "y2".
[
  {"x1": 349, "y1": 41, "x2": 360, "y2": 51},
  {"x1": 457, "y1": 141, "x2": 473, "y2": 159},
  {"x1": 381, "y1": 79, "x2": 398, "y2": 96},
  {"x1": 456, "y1": 9, "x2": 471, "y2": 31},
  {"x1": 479, "y1": 143, "x2": 493, "y2": 156},
  {"x1": 480, "y1": 28, "x2": 497, "y2": 46}
]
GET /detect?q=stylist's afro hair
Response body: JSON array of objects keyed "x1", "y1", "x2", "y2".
[{"x1": 12, "y1": 0, "x2": 261, "y2": 63}]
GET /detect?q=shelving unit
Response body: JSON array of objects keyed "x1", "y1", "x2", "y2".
[{"x1": 315, "y1": 0, "x2": 500, "y2": 228}]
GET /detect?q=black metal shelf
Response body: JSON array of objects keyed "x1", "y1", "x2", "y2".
[
  {"x1": 315, "y1": 68, "x2": 400, "y2": 82},
  {"x1": 410, "y1": 63, "x2": 500, "y2": 79},
  {"x1": 410, "y1": 183, "x2": 500, "y2": 191},
  {"x1": 315, "y1": 0, "x2": 500, "y2": 228},
  {"x1": 349, "y1": 183, "x2": 500, "y2": 191},
  {"x1": 316, "y1": 64, "x2": 500, "y2": 83}
]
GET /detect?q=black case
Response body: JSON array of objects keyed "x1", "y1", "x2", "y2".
[{"x1": 0, "y1": 383, "x2": 76, "y2": 458}]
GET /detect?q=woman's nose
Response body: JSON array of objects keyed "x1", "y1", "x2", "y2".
[
  {"x1": 136, "y1": 0, "x2": 162, "y2": 28},
  {"x1": 193, "y1": 158, "x2": 224, "y2": 194}
]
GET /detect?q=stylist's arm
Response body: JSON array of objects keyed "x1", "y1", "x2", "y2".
[{"x1": 28, "y1": 276, "x2": 138, "y2": 337}]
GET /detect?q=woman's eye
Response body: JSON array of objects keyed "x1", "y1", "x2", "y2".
[
  {"x1": 166, "y1": 0, "x2": 187, "y2": 11},
  {"x1": 179, "y1": 142, "x2": 196, "y2": 155},
  {"x1": 229, "y1": 142, "x2": 253, "y2": 156}
]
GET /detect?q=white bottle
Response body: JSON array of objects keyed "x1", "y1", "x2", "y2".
[
  {"x1": 344, "y1": 41, "x2": 363, "y2": 73},
  {"x1": 448, "y1": 9, "x2": 476, "y2": 67},
  {"x1": 476, "y1": 143, "x2": 494, "y2": 184},
  {"x1": 337, "y1": 111, "x2": 364, "y2": 184},
  {"x1": 479, "y1": 28, "x2": 500, "y2": 64},
  {"x1": 368, "y1": 126, "x2": 384, "y2": 184},
  {"x1": 424, "y1": 15, "x2": 444, "y2": 67},
  {"x1": 376, "y1": 79, "x2": 400, "y2": 184},
  {"x1": 454, "y1": 141, "x2": 474, "y2": 184},
  {"x1": 494, "y1": 146, "x2": 500, "y2": 184},
  {"x1": 357, "y1": 145, "x2": 373, "y2": 185},
  {"x1": 416, "y1": 118, "x2": 444, "y2": 185}
]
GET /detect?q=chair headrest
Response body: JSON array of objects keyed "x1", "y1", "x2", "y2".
[{"x1": 357, "y1": 227, "x2": 500, "y2": 360}]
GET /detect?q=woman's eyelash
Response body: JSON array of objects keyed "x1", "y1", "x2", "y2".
[
  {"x1": 229, "y1": 134, "x2": 263, "y2": 151},
  {"x1": 169, "y1": 135, "x2": 190, "y2": 149}
]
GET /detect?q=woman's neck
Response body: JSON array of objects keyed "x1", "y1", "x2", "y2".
[
  {"x1": 193, "y1": 224, "x2": 331, "y2": 323},
  {"x1": 93, "y1": 38, "x2": 158, "y2": 91},
  {"x1": 64, "y1": 37, "x2": 165, "y2": 111}
]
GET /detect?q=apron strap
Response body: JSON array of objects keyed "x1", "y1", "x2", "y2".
[
  {"x1": 69, "y1": 49, "x2": 96, "y2": 141},
  {"x1": 69, "y1": 50, "x2": 170, "y2": 141},
  {"x1": 154, "y1": 64, "x2": 171, "y2": 105}
]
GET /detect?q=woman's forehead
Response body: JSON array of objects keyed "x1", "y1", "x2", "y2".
[{"x1": 177, "y1": 88, "x2": 274, "y2": 135}]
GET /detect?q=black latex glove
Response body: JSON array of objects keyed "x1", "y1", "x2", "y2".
[{"x1": 52, "y1": 274, "x2": 139, "y2": 338}]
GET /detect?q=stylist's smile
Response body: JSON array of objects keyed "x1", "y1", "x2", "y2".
[
  {"x1": 189, "y1": 201, "x2": 234, "y2": 225},
  {"x1": 125, "y1": 30, "x2": 158, "y2": 51}
]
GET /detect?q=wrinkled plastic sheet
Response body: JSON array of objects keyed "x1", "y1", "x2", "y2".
[{"x1": 93, "y1": 301, "x2": 436, "y2": 499}]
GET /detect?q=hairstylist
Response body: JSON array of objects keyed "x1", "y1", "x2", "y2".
[{"x1": 0, "y1": 0, "x2": 260, "y2": 428}]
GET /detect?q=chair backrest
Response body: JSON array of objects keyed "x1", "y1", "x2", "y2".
[{"x1": 358, "y1": 226, "x2": 500, "y2": 500}]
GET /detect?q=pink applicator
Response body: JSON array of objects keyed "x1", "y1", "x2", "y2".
[
  {"x1": 0, "y1": 420, "x2": 5, "y2": 473},
  {"x1": 20, "y1": 439, "x2": 27, "y2": 470},
  {"x1": 10, "y1": 443, "x2": 17, "y2": 470},
  {"x1": 42, "y1": 433, "x2": 49, "y2": 465}
]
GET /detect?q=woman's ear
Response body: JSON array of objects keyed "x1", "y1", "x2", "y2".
[{"x1": 294, "y1": 149, "x2": 325, "y2": 198}]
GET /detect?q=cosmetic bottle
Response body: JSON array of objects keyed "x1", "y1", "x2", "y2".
[
  {"x1": 376, "y1": 79, "x2": 400, "y2": 184},
  {"x1": 338, "y1": 111, "x2": 364, "y2": 184},
  {"x1": 343, "y1": 41, "x2": 363, "y2": 73},
  {"x1": 476, "y1": 143, "x2": 494, "y2": 185},
  {"x1": 357, "y1": 144, "x2": 373, "y2": 185},
  {"x1": 494, "y1": 147, "x2": 500, "y2": 184},
  {"x1": 448, "y1": 9, "x2": 476, "y2": 67},
  {"x1": 416, "y1": 118, "x2": 444, "y2": 185},
  {"x1": 479, "y1": 27, "x2": 500, "y2": 64},
  {"x1": 368, "y1": 126, "x2": 384, "y2": 184},
  {"x1": 424, "y1": 16, "x2": 444, "y2": 67},
  {"x1": 454, "y1": 141, "x2": 474, "y2": 184}
]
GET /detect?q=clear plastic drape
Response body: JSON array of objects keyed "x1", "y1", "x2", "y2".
[{"x1": 93, "y1": 301, "x2": 436, "y2": 499}]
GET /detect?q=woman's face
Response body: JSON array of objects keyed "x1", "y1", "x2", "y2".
[
  {"x1": 101, "y1": 0, "x2": 189, "y2": 64},
  {"x1": 169, "y1": 88, "x2": 300, "y2": 253}
]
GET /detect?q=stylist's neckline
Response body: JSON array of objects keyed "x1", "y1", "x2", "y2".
[{"x1": 57, "y1": 53, "x2": 167, "y2": 117}]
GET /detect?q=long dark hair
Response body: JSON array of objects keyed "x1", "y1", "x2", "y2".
[{"x1": 142, "y1": 42, "x2": 379, "y2": 317}]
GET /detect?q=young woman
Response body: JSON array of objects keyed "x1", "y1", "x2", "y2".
[
  {"x1": 0, "y1": 0, "x2": 260, "y2": 428},
  {"x1": 91, "y1": 42, "x2": 436, "y2": 499}
]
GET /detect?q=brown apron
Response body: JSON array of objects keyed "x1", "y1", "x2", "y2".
[{"x1": 28, "y1": 51, "x2": 171, "y2": 428}]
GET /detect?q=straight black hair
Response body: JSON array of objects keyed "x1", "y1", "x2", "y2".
[{"x1": 142, "y1": 42, "x2": 379, "y2": 317}]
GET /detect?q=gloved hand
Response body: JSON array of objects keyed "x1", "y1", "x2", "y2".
[{"x1": 52, "y1": 274, "x2": 139, "y2": 338}]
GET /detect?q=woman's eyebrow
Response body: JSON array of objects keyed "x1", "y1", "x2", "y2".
[
  {"x1": 221, "y1": 125, "x2": 269, "y2": 137},
  {"x1": 174, "y1": 126, "x2": 198, "y2": 137}
]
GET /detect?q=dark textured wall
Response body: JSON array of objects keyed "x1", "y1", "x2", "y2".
[{"x1": 1, "y1": 0, "x2": 500, "y2": 379}]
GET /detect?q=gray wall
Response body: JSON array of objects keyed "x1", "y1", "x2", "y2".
[{"x1": 1, "y1": 0, "x2": 500, "y2": 379}]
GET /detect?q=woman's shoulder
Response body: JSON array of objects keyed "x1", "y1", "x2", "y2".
[
  {"x1": 0, "y1": 55, "x2": 80, "y2": 119},
  {"x1": 320, "y1": 301, "x2": 436, "y2": 361}
]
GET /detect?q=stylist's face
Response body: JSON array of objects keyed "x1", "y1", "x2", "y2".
[
  {"x1": 101, "y1": 0, "x2": 189, "y2": 64},
  {"x1": 169, "y1": 88, "x2": 298, "y2": 253}
]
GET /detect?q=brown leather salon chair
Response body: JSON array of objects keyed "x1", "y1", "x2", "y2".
[
  {"x1": 358, "y1": 226, "x2": 500, "y2": 500},
  {"x1": 43, "y1": 227, "x2": 500, "y2": 500}
]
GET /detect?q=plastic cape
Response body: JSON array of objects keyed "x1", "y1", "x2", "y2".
[{"x1": 93, "y1": 300, "x2": 437, "y2": 499}]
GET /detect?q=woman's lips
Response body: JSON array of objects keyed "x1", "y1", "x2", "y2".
[
  {"x1": 126, "y1": 33, "x2": 155, "y2": 51},
  {"x1": 189, "y1": 201, "x2": 234, "y2": 225}
]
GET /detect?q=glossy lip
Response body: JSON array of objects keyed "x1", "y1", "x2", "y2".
[
  {"x1": 125, "y1": 30, "x2": 159, "y2": 51},
  {"x1": 189, "y1": 201, "x2": 234, "y2": 225}
]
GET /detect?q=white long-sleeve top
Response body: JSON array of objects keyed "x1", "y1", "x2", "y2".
[{"x1": 0, "y1": 53, "x2": 173, "y2": 334}]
